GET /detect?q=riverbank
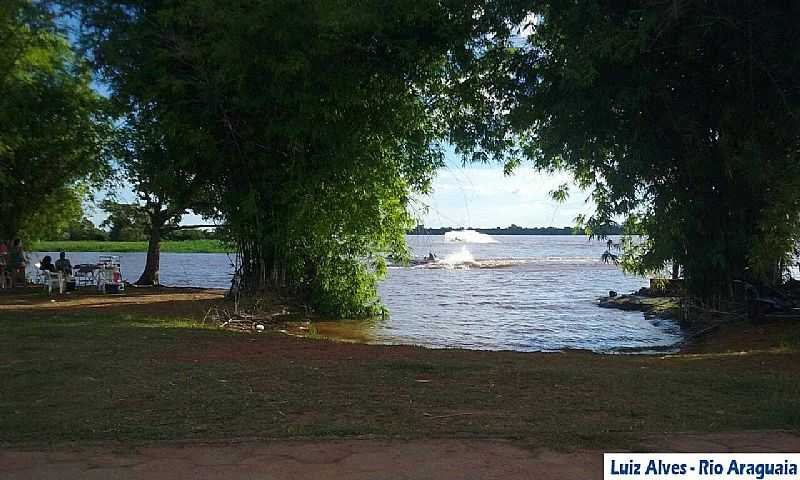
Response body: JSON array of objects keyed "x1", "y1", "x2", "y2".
[
  {"x1": 30, "y1": 240, "x2": 230, "y2": 254},
  {"x1": 1, "y1": 287, "x2": 798, "y2": 451},
  {"x1": 597, "y1": 293, "x2": 681, "y2": 319}
]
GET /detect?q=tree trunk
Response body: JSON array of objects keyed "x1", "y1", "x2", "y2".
[
  {"x1": 671, "y1": 261, "x2": 680, "y2": 280},
  {"x1": 136, "y1": 221, "x2": 162, "y2": 286}
]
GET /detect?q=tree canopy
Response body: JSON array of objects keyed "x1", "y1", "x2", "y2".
[
  {"x1": 0, "y1": 0, "x2": 109, "y2": 243},
  {"x1": 464, "y1": 0, "x2": 800, "y2": 300},
  {"x1": 73, "y1": 0, "x2": 499, "y2": 315},
  {"x1": 111, "y1": 103, "x2": 215, "y2": 284},
  {"x1": 100, "y1": 200, "x2": 150, "y2": 241},
  {"x1": 47, "y1": 0, "x2": 800, "y2": 311}
]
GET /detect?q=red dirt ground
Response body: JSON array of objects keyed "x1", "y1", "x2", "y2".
[{"x1": 2, "y1": 432, "x2": 799, "y2": 480}]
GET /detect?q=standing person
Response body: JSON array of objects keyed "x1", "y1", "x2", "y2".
[
  {"x1": 0, "y1": 241, "x2": 8, "y2": 288},
  {"x1": 8, "y1": 239, "x2": 27, "y2": 287}
]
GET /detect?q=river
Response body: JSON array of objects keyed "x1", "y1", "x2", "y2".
[{"x1": 32, "y1": 234, "x2": 682, "y2": 353}]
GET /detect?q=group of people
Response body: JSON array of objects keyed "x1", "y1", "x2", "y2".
[
  {"x1": 0, "y1": 239, "x2": 27, "y2": 288},
  {"x1": 0, "y1": 239, "x2": 73, "y2": 289},
  {"x1": 39, "y1": 252, "x2": 72, "y2": 275}
]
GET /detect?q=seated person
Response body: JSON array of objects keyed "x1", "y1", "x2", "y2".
[
  {"x1": 39, "y1": 255, "x2": 57, "y2": 273},
  {"x1": 55, "y1": 251, "x2": 72, "y2": 274}
]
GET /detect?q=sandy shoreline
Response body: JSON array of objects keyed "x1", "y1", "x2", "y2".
[{"x1": 0, "y1": 285, "x2": 794, "y2": 356}]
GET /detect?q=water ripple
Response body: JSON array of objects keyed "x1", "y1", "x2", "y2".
[{"x1": 33, "y1": 235, "x2": 683, "y2": 353}]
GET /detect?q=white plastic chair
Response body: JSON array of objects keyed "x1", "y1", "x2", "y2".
[{"x1": 36, "y1": 267, "x2": 64, "y2": 295}]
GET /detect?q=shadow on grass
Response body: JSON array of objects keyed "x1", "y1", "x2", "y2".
[{"x1": 0, "y1": 286, "x2": 225, "y2": 323}]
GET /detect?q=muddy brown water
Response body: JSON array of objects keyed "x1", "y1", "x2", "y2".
[{"x1": 32, "y1": 235, "x2": 683, "y2": 353}]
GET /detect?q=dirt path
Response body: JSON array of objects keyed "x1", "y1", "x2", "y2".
[
  {"x1": 2, "y1": 432, "x2": 798, "y2": 480},
  {"x1": 0, "y1": 286, "x2": 225, "y2": 317}
]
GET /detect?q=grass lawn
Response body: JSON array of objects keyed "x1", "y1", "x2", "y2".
[
  {"x1": 0, "y1": 289, "x2": 799, "y2": 449},
  {"x1": 30, "y1": 239, "x2": 230, "y2": 254}
]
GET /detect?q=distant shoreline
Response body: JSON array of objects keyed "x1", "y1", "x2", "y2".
[
  {"x1": 408, "y1": 226, "x2": 623, "y2": 236},
  {"x1": 30, "y1": 240, "x2": 230, "y2": 254},
  {"x1": 31, "y1": 232, "x2": 621, "y2": 255}
]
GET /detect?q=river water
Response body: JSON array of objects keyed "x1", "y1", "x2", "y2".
[{"x1": 32, "y1": 234, "x2": 683, "y2": 353}]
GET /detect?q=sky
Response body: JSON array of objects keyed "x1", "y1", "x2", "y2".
[{"x1": 412, "y1": 157, "x2": 593, "y2": 229}]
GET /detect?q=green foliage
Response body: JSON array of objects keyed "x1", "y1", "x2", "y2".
[
  {"x1": 549, "y1": 183, "x2": 570, "y2": 203},
  {"x1": 31, "y1": 239, "x2": 228, "y2": 253},
  {"x1": 74, "y1": 0, "x2": 491, "y2": 316},
  {"x1": 163, "y1": 228, "x2": 218, "y2": 241},
  {"x1": 99, "y1": 200, "x2": 149, "y2": 241},
  {"x1": 0, "y1": 1, "x2": 110, "y2": 243},
  {"x1": 467, "y1": 1, "x2": 800, "y2": 300},
  {"x1": 309, "y1": 255, "x2": 387, "y2": 319},
  {"x1": 61, "y1": 216, "x2": 109, "y2": 241},
  {"x1": 112, "y1": 103, "x2": 215, "y2": 233},
  {"x1": 18, "y1": 185, "x2": 84, "y2": 241}
]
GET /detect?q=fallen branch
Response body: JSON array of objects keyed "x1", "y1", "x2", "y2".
[
  {"x1": 423, "y1": 412, "x2": 474, "y2": 420},
  {"x1": 686, "y1": 322, "x2": 724, "y2": 340}
]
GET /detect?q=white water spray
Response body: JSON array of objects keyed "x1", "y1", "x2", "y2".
[
  {"x1": 443, "y1": 230, "x2": 498, "y2": 243},
  {"x1": 440, "y1": 246, "x2": 477, "y2": 267}
]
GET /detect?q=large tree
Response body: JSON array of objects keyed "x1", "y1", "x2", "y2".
[
  {"x1": 73, "y1": 0, "x2": 497, "y2": 316},
  {"x1": 469, "y1": 0, "x2": 800, "y2": 301},
  {"x1": 0, "y1": 1, "x2": 108, "y2": 243},
  {"x1": 114, "y1": 105, "x2": 215, "y2": 285}
]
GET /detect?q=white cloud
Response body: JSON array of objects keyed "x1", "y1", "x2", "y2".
[{"x1": 413, "y1": 167, "x2": 595, "y2": 228}]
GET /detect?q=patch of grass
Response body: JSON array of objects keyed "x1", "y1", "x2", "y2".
[
  {"x1": 30, "y1": 240, "x2": 231, "y2": 254},
  {"x1": 0, "y1": 309, "x2": 798, "y2": 449},
  {"x1": 373, "y1": 360, "x2": 443, "y2": 374},
  {"x1": 779, "y1": 329, "x2": 800, "y2": 350}
]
